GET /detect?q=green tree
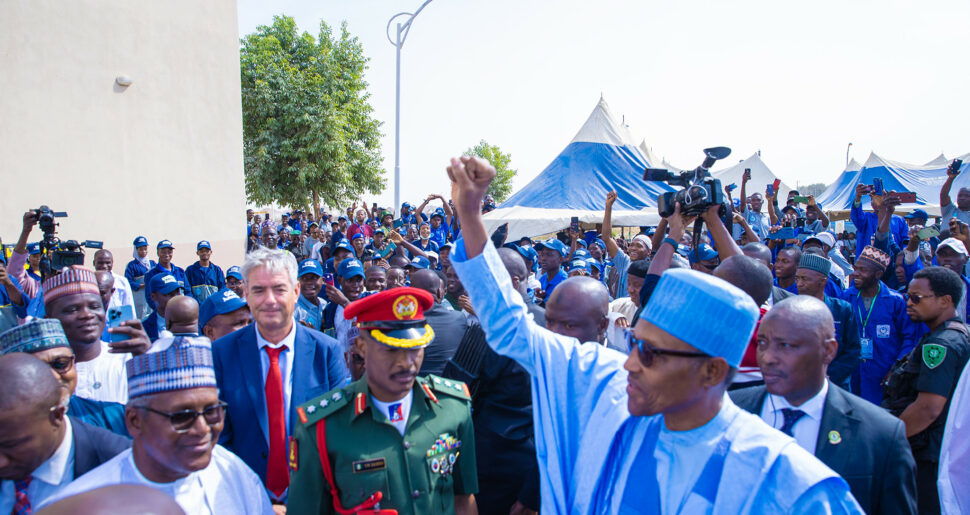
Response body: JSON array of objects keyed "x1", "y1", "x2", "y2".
[
  {"x1": 465, "y1": 140, "x2": 517, "y2": 202},
  {"x1": 799, "y1": 183, "x2": 828, "y2": 197},
  {"x1": 240, "y1": 16, "x2": 385, "y2": 214}
]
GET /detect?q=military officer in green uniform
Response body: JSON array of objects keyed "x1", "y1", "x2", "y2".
[
  {"x1": 884, "y1": 267, "x2": 970, "y2": 514},
  {"x1": 287, "y1": 286, "x2": 478, "y2": 515}
]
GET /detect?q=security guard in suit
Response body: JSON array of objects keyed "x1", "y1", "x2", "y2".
[{"x1": 287, "y1": 287, "x2": 478, "y2": 515}]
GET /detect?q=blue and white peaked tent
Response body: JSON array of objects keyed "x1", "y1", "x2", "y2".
[
  {"x1": 483, "y1": 97, "x2": 669, "y2": 240},
  {"x1": 817, "y1": 152, "x2": 970, "y2": 215},
  {"x1": 816, "y1": 158, "x2": 862, "y2": 208},
  {"x1": 712, "y1": 153, "x2": 792, "y2": 200}
]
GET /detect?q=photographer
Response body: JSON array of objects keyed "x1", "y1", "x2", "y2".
[
  {"x1": 9, "y1": 210, "x2": 43, "y2": 298},
  {"x1": 0, "y1": 253, "x2": 27, "y2": 332}
]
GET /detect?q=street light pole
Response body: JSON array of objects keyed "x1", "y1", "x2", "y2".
[
  {"x1": 387, "y1": 0, "x2": 435, "y2": 216},
  {"x1": 846, "y1": 142, "x2": 853, "y2": 167}
]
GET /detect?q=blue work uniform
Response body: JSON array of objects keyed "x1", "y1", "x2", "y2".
[
  {"x1": 539, "y1": 268, "x2": 567, "y2": 300},
  {"x1": 142, "y1": 263, "x2": 187, "y2": 311},
  {"x1": 429, "y1": 221, "x2": 450, "y2": 248},
  {"x1": 450, "y1": 241, "x2": 864, "y2": 514},
  {"x1": 294, "y1": 294, "x2": 326, "y2": 330},
  {"x1": 850, "y1": 203, "x2": 908, "y2": 260},
  {"x1": 0, "y1": 279, "x2": 27, "y2": 333},
  {"x1": 841, "y1": 282, "x2": 919, "y2": 404},
  {"x1": 185, "y1": 262, "x2": 226, "y2": 303},
  {"x1": 410, "y1": 239, "x2": 440, "y2": 254}
]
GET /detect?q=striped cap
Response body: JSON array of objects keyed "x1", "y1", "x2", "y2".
[
  {"x1": 798, "y1": 253, "x2": 832, "y2": 277},
  {"x1": 126, "y1": 336, "x2": 217, "y2": 398},
  {"x1": 42, "y1": 266, "x2": 100, "y2": 306},
  {"x1": 0, "y1": 318, "x2": 70, "y2": 355}
]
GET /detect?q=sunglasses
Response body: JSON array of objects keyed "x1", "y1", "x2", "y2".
[
  {"x1": 625, "y1": 329, "x2": 710, "y2": 367},
  {"x1": 136, "y1": 402, "x2": 228, "y2": 433},
  {"x1": 905, "y1": 292, "x2": 938, "y2": 304},
  {"x1": 46, "y1": 355, "x2": 75, "y2": 375}
]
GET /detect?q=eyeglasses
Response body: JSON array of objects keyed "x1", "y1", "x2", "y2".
[
  {"x1": 625, "y1": 329, "x2": 710, "y2": 367},
  {"x1": 46, "y1": 355, "x2": 75, "y2": 375},
  {"x1": 905, "y1": 292, "x2": 938, "y2": 304},
  {"x1": 136, "y1": 402, "x2": 228, "y2": 433}
]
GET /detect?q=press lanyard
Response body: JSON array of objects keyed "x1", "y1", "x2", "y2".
[{"x1": 857, "y1": 288, "x2": 879, "y2": 338}]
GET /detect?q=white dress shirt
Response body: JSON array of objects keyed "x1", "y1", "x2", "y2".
[
  {"x1": 74, "y1": 341, "x2": 130, "y2": 403},
  {"x1": 760, "y1": 380, "x2": 829, "y2": 454},
  {"x1": 0, "y1": 417, "x2": 74, "y2": 513},
  {"x1": 107, "y1": 272, "x2": 136, "y2": 314},
  {"x1": 39, "y1": 446, "x2": 273, "y2": 514},
  {"x1": 255, "y1": 319, "x2": 297, "y2": 431}
]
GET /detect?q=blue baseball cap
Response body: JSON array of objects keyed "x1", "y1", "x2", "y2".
[
  {"x1": 337, "y1": 258, "x2": 365, "y2": 279},
  {"x1": 535, "y1": 238, "x2": 568, "y2": 259},
  {"x1": 408, "y1": 256, "x2": 431, "y2": 270},
  {"x1": 199, "y1": 288, "x2": 248, "y2": 330},
  {"x1": 351, "y1": 232, "x2": 364, "y2": 241},
  {"x1": 133, "y1": 236, "x2": 148, "y2": 248},
  {"x1": 402, "y1": 202, "x2": 412, "y2": 209},
  {"x1": 334, "y1": 238, "x2": 354, "y2": 254},
  {"x1": 431, "y1": 207, "x2": 445, "y2": 219},
  {"x1": 567, "y1": 259, "x2": 589, "y2": 274},
  {"x1": 518, "y1": 237, "x2": 534, "y2": 247},
  {"x1": 572, "y1": 248, "x2": 590, "y2": 260},
  {"x1": 337, "y1": 216, "x2": 347, "y2": 222},
  {"x1": 439, "y1": 242, "x2": 453, "y2": 251},
  {"x1": 298, "y1": 259, "x2": 324, "y2": 278},
  {"x1": 905, "y1": 209, "x2": 929, "y2": 220},
  {"x1": 586, "y1": 258, "x2": 602, "y2": 272},
  {"x1": 26, "y1": 243, "x2": 41, "y2": 255},
  {"x1": 149, "y1": 273, "x2": 182, "y2": 295},
  {"x1": 375, "y1": 227, "x2": 385, "y2": 235},
  {"x1": 157, "y1": 239, "x2": 174, "y2": 250},
  {"x1": 420, "y1": 221, "x2": 430, "y2": 228},
  {"x1": 226, "y1": 266, "x2": 243, "y2": 280},
  {"x1": 689, "y1": 243, "x2": 719, "y2": 265},
  {"x1": 575, "y1": 239, "x2": 588, "y2": 249},
  {"x1": 590, "y1": 238, "x2": 606, "y2": 250},
  {"x1": 283, "y1": 212, "x2": 290, "y2": 217},
  {"x1": 197, "y1": 240, "x2": 211, "y2": 251}
]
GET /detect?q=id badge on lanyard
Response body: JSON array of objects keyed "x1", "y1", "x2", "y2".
[
  {"x1": 860, "y1": 338, "x2": 874, "y2": 360},
  {"x1": 858, "y1": 295, "x2": 879, "y2": 361}
]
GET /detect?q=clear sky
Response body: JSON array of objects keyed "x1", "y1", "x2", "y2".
[{"x1": 237, "y1": 0, "x2": 970, "y2": 208}]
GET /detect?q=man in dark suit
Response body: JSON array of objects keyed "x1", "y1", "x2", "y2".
[
  {"x1": 0, "y1": 353, "x2": 129, "y2": 511},
  {"x1": 211, "y1": 247, "x2": 349, "y2": 506},
  {"x1": 730, "y1": 296, "x2": 917, "y2": 514},
  {"x1": 410, "y1": 269, "x2": 468, "y2": 376}
]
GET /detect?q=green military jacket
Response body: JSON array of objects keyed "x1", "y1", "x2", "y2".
[{"x1": 287, "y1": 375, "x2": 478, "y2": 515}]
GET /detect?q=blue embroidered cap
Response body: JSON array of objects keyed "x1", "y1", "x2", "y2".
[
  {"x1": 298, "y1": 259, "x2": 324, "y2": 278},
  {"x1": 133, "y1": 236, "x2": 148, "y2": 248},
  {"x1": 197, "y1": 240, "x2": 211, "y2": 251},
  {"x1": 567, "y1": 259, "x2": 589, "y2": 274},
  {"x1": 639, "y1": 269, "x2": 759, "y2": 367},
  {"x1": 199, "y1": 289, "x2": 248, "y2": 330},
  {"x1": 408, "y1": 256, "x2": 431, "y2": 270},
  {"x1": 126, "y1": 336, "x2": 217, "y2": 398},
  {"x1": 226, "y1": 266, "x2": 243, "y2": 280},
  {"x1": 26, "y1": 243, "x2": 41, "y2": 255},
  {"x1": 334, "y1": 238, "x2": 354, "y2": 254},
  {"x1": 149, "y1": 273, "x2": 182, "y2": 295},
  {"x1": 0, "y1": 318, "x2": 70, "y2": 355},
  {"x1": 535, "y1": 238, "x2": 568, "y2": 259},
  {"x1": 337, "y1": 258, "x2": 365, "y2": 279},
  {"x1": 157, "y1": 239, "x2": 174, "y2": 250}
]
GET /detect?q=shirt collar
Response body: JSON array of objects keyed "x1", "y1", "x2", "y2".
[
  {"x1": 766, "y1": 379, "x2": 829, "y2": 422},
  {"x1": 32, "y1": 416, "x2": 74, "y2": 486},
  {"x1": 255, "y1": 318, "x2": 297, "y2": 351}
]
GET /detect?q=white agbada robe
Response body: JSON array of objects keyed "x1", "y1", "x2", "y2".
[
  {"x1": 40, "y1": 446, "x2": 273, "y2": 514},
  {"x1": 940, "y1": 361, "x2": 970, "y2": 514},
  {"x1": 451, "y1": 241, "x2": 864, "y2": 514},
  {"x1": 74, "y1": 341, "x2": 129, "y2": 403}
]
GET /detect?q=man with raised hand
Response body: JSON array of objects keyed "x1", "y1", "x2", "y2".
[{"x1": 445, "y1": 155, "x2": 862, "y2": 514}]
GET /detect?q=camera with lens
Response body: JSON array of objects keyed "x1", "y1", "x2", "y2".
[
  {"x1": 31, "y1": 206, "x2": 103, "y2": 278},
  {"x1": 643, "y1": 146, "x2": 732, "y2": 218}
]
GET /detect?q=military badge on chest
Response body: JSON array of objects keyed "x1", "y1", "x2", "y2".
[{"x1": 426, "y1": 433, "x2": 461, "y2": 476}]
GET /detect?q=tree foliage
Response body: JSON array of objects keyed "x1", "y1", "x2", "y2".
[
  {"x1": 240, "y1": 16, "x2": 385, "y2": 212},
  {"x1": 465, "y1": 140, "x2": 517, "y2": 203},
  {"x1": 799, "y1": 183, "x2": 828, "y2": 197}
]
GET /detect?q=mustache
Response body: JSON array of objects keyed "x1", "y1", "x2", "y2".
[{"x1": 390, "y1": 370, "x2": 416, "y2": 380}]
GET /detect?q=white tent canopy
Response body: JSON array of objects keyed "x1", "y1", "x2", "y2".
[{"x1": 712, "y1": 153, "x2": 792, "y2": 200}]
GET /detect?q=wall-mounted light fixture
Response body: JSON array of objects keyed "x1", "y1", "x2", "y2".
[{"x1": 115, "y1": 75, "x2": 133, "y2": 87}]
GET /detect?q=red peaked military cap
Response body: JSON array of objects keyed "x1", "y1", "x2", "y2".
[{"x1": 343, "y1": 287, "x2": 435, "y2": 349}]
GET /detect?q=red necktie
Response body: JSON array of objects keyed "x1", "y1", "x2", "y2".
[
  {"x1": 12, "y1": 477, "x2": 32, "y2": 515},
  {"x1": 264, "y1": 346, "x2": 288, "y2": 498}
]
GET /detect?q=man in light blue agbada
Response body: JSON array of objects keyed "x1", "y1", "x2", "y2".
[{"x1": 446, "y1": 155, "x2": 864, "y2": 514}]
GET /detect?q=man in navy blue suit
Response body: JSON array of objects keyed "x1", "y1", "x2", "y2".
[{"x1": 211, "y1": 247, "x2": 349, "y2": 507}]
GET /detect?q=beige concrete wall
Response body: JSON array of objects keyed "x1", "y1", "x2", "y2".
[{"x1": 0, "y1": 0, "x2": 246, "y2": 271}]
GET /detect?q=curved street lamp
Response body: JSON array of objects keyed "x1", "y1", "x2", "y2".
[{"x1": 387, "y1": 0, "x2": 435, "y2": 215}]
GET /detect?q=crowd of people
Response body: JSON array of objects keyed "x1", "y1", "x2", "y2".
[{"x1": 1, "y1": 157, "x2": 970, "y2": 514}]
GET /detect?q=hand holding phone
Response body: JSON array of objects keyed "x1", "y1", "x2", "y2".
[
  {"x1": 742, "y1": 169, "x2": 752, "y2": 182},
  {"x1": 772, "y1": 179, "x2": 782, "y2": 193},
  {"x1": 948, "y1": 159, "x2": 964, "y2": 177},
  {"x1": 323, "y1": 273, "x2": 335, "y2": 287},
  {"x1": 917, "y1": 226, "x2": 940, "y2": 240},
  {"x1": 792, "y1": 196, "x2": 810, "y2": 204},
  {"x1": 872, "y1": 177, "x2": 884, "y2": 196}
]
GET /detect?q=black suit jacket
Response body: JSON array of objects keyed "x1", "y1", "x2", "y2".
[
  {"x1": 71, "y1": 416, "x2": 131, "y2": 478},
  {"x1": 419, "y1": 302, "x2": 470, "y2": 376},
  {"x1": 730, "y1": 384, "x2": 917, "y2": 514}
]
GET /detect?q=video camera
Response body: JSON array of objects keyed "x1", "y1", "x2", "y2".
[
  {"x1": 33, "y1": 206, "x2": 103, "y2": 278},
  {"x1": 643, "y1": 147, "x2": 732, "y2": 218}
]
